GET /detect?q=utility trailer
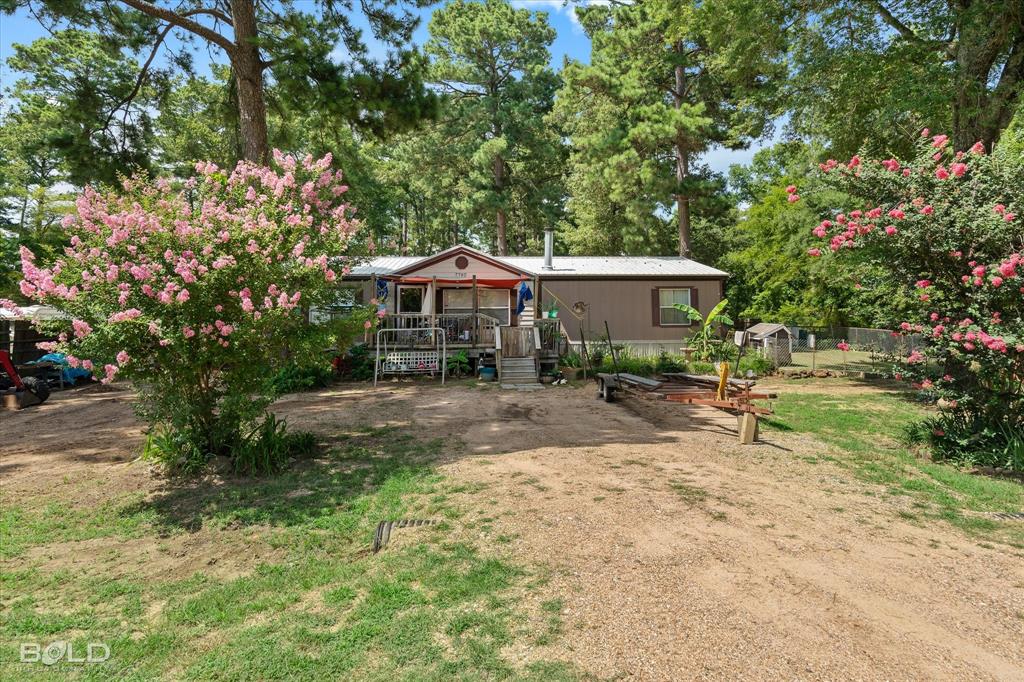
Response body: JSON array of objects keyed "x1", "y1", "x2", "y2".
[{"x1": 595, "y1": 371, "x2": 776, "y2": 444}]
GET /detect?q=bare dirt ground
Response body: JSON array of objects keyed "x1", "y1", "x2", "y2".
[{"x1": 3, "y1": 380, "x2": 1024, "y2": 680}]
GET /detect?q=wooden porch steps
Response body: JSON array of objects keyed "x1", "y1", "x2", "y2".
[{"x1": 499, "y1": 356, "x2": 539, "y2": 384}]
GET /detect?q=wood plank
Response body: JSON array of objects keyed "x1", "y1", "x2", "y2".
[
  {"x1": 662, "y1": 372, "x2": 757, "y2": 389},
  {"x1": 738, "y1": 413, "x2": 758, "y2": 444},
  {"x1": 664, "y1": 396, "x2": 773, "y2": 414}
]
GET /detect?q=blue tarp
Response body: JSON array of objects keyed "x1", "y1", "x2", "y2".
[{"x1": 27, "y1": 353, "x2": 93, "y2": 385}]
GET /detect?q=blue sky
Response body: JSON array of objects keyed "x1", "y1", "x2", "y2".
[{"x1": 0, "y1": 0, "x2": 772, "y2": 172}]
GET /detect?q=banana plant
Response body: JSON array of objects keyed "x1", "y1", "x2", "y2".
[{"x1": 674, "y1": 299, "x2": 733, "y2": 362}]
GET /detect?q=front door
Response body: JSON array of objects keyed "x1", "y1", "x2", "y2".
[{"x1": 397, "y1": 285, "x2": 425, "y2": 314}]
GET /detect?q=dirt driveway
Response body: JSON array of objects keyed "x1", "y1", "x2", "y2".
[{"x1": 4, "y1": 380, "x2": 1024, "y2": 680}]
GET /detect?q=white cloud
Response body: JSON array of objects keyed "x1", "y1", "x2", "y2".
[{"x1": 509, "y1": 0, "x2": 591, "y2": 34}]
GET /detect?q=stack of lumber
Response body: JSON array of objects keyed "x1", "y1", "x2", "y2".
[
  {"x1": 659, "y1": 373, "x2": 776, "y2": 413},
  {"x1": 598, "y1": 371, "x2": 776, "y2": 414}
]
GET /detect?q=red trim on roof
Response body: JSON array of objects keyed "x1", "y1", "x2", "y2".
[{"x1": 385, "y1": 276, "x2": 527, "y2": 287}]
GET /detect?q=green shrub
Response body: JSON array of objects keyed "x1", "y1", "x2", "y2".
[
  {"x1": 448, "y1": 350, "x2": 471, "y2": 377},
  {"x1": 737, "y1": 353, "x2": 773, "y2": 376},
  {"x1": 143, "y1": 413, "x2": 315, "y2": 475},
  {"x1": 655, "y1": 351, "x2": 687, "y2": 374},
  {"x1": 231, "y1": 414, "x2": 317, "y2": 476},
  {"x1": 143, "y1": 426, "x2": 211, "y2": 475},
  {"x1": 690, "y1": 361, "x2": 716, "y2": 375},
  {"x1": 560, "y1": 350, "x2": 582, "y2": 368},
  {"x1": 270, "y1": 360, "x2": 333, "y2": 394},
  {"x1": 338, "y1": 344, "x2": 375, "y2": 381},
  {"x1": 597, "y1": 352, "x2": 656, "y2": 377}
]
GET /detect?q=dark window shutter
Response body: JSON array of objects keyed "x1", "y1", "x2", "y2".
[
  {"x1": 652, "y1": 288, "x2": 661, "y2": 326},
  {"x1": 689, "y1": 287, "x2": 700, "y2": 321}
]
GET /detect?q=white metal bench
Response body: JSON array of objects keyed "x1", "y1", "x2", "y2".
[{"x1": 374, "y1": 328, "x2": 447, "y2": 386}]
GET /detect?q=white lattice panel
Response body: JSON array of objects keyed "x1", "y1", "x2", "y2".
[{"x1": 381, "y1": 351, "x2": 440, "y2": 374}]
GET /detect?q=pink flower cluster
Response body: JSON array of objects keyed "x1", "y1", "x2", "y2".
[
  {"x1": 0, "y1": 298, "x2": 23, "y2": 316},
  {"x1": 16, "y1": 150, "x2": 363, "y2": 385}
]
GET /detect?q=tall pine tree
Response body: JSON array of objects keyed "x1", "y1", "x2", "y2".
[
  {"x1": 556, "y1": 0, "x2": 783, "y2": 257},
  {"x1": 425, "y1": 0, "x2": 563, "y2": 255}
]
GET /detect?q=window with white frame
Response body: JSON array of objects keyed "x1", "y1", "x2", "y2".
[
  {"x1": 658, "y1": 288, "x2": 692, "y2": 326},
  {"x1": 477, "y1": 288, "x2": 510, "y2": 324},
  {"x1": 442, "y1": 288, "x2": 473, "y2": 315},
  {"x1": 441, "y1": 288, "x2": 510, "y2": 324}
]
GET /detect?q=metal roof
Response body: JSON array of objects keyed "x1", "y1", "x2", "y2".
[
  {"x1": 349, "y1": 253, "x2": 727, "y2": 278},
  {"x1": 0, "y1": 304, "x2": 67, "y2": 321},
  {"x1": 501, "y1": 256, "x2": 727, "y2": 278},
  {"x1": 349, "y1": 257, "x2": 424, "y2": 276},
  {"x1": 745, "y1": 323, "x2": 792, "y2": 339}
]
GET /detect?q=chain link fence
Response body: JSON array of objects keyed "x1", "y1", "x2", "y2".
[{"x1": 745, "y1": 325, "x2": 924, "y2": 374}]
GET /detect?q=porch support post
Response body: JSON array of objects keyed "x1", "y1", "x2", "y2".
[
  {"x1": 431, "y1": 275, "x2": 438, "y2": 346},
  {"x1": 533, "y1": 276, "x2": 541, "y2": 322},
  {"x1": 472, "y1": 275, "x2": 478, "y2": 348}
]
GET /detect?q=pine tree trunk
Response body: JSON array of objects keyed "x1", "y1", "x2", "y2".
[
  {"x1": 675, "y1": 148, "x2": 691, "y2": 257},
  {"x1": 495, "y1": 154, "x2": 508, "y2": 256},
  {"x1": 673, "y1": 53, "x2": 692, "y2": 258},
  {"x1": 229, "y1": 0, "x2": 269, "y2": 163}
]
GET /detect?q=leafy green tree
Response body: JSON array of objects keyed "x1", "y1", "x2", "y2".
[
  {"x1": 370, "y1": 124, "x2": 472, "y2": 253},
  {"x1": 784, "y1": 0, "x2": 1024, "y2": 154},
  {"x1": 425, "y1": 0, "x2": 564, "y2": 255},
  {"x1": 0, "y1": 28, "x2": 168, "y2": 296},
  {"x1": 722, "y1": 141, "x2": 906, "y2": 328},
  {"x1": 4, "y1": 0, "x2": 439, "y2": 162},
  {"x1": 154, "y1": 67, "x2": 240, "y2": 175},
  {"x1": 3, "y1": 29, "x2": 165, "y2": 185},
  {"x1": 555, "y1": 0, "x2": 783, "y2": 256}
]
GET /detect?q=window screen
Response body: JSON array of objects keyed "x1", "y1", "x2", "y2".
[{"x1": 658, "y1": 288, "x2": 692, "y2": 325}]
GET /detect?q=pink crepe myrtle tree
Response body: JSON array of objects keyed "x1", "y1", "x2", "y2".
[
  {"x1": 11, "y1": 152, "x2": 378, "y2": 472},
  {"x1": 801, "y1": 132, "x2": 1023, "y2": 469}
]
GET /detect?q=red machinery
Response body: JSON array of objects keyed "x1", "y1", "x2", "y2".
[{"x1": 1, "y1": 350, "x2": 50, "y2": 410}]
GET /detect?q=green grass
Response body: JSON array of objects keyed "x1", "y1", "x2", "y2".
[
  {"x1": 786, "y1": 348, "x2": 892, "y2": 373},
  {"x1": 763, "y1": 386, "x2": 1024, "y2": 548},
  {"x1": 0, "y1": 428, "x2": 581, "y2": 680},
  {"x1": 668, "y1": 480, "x2": 708, "y2": 504}
]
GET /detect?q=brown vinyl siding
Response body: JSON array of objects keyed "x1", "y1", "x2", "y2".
[{"x1": 539, "y1": 278, "x2": 723, "y2": 343}]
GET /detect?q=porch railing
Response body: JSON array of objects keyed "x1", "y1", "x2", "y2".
[
  {"x1": 535, "y1": 319, "x2": 562, "y2": 357},
  {"x1": 377, "y1": 313, "x2": 500, "y2": 347}
]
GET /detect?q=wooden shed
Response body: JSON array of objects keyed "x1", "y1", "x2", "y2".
[{"x1": 743, "y1": 323, "x2": 793, "y2": 366}]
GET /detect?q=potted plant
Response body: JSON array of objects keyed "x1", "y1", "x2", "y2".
[
  {"x1": 447, "y1": 350, "x2": 471, "y2": 377},
  {"x1": 547, "y1": 302, "x2": 558, "y2": 319},
  {"x1": 560, "y1": 351, "x2": 582, "y2": 380}
]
